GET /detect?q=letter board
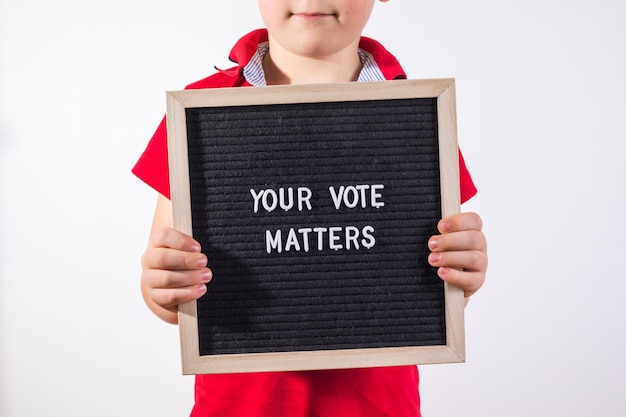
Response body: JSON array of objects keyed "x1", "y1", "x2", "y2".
[{"x1": 167, "y1": 79, "x2": 465, "y2": 374}]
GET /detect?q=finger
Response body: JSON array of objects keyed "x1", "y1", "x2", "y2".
[
  {"x1": 428, "y1": 229, "x2": 486, "y2": 253},
  {"x1": 142, "y1": 246, "x2": 208, "y2": 271},
  {"x1": 435, "y1": 267, "x2": 484, "y2": 298},
  {"x1": 143, "y1": 267, "x2": 212, "y2": 290},
  {"x1": 438, "y1": 212, "x2": 483, "y2": 234},
  {"x1": 149, "y1": 226, "x2": 202, "y2": 252},
  {"x1": 148, "y1": 284, "x2": 209, "y2": 309},
  {"x1": 428, "y1": 249, "x2": 487, "y2": 273}
]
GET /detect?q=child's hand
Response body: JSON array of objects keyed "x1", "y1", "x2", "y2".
[
  {"x1": 427, "y1": 212, "x2": 487, "y2": 303},
  {"x1": 140, "y1": 227, "x2": 212, "y2": 324}
]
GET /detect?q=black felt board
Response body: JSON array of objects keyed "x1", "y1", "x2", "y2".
[
  {"x1": 187, "y1": 97, "x2": 444, "y2": 355},
  {"x1": 168, "y1": 79, "x2": 464, "y2": 374}
]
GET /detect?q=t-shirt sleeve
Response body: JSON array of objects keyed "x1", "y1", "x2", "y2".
[
  {"x1": 132, "y1": 121, "x2": 477, "y2": 204},
  {"x1": 132, "y1": 116, "x2": 171, "y2": 199},
  {"x1": 459, "y1": 150, "x2": 477, "y2": 204}
]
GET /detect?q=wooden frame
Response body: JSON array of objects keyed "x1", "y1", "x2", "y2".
[{"x1": 167, "y1": 78, "x2": 464, "y2": 374}]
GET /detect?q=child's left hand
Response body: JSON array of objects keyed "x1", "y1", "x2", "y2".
[{"x1": 428, "y1": 212, "x2": 487, "y2": 303}]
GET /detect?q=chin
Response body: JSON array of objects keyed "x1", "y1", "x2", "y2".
[{"x1": 288, "y1": 36, "x2": 351, "y2": 58}]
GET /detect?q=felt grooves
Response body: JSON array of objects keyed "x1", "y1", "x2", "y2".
[{"x1": 185, "y1": 97, "x2": 446, "y2": 356}]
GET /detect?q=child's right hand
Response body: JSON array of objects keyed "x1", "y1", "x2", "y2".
[{"x1": 140, "y1": 196, "x2": 212, "y2": 324}]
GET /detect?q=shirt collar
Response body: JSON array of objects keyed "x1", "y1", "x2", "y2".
[{"x1": 243, "y1": 42, "x2": 387, "y2": 87}]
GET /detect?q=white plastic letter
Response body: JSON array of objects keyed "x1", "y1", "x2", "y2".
[
  {"x1": 361, "y1": 226, "x2": 376, "y2": 249},
  {"x1": 343, "y1": 186, "x2": 359, "y2": 209},
  {"x1": 328, "y1": 186, "x2": 344, "y2": 209},
  {"x1": 298, "y1": 187, "x2": 313, "y2": 211},
  {"x1": 355, "y1": 184, "x2": 369, "y2": 208},
  {"x1": 328, "y1": 227, "x2": 343, "y2": 250},
  {"x1": 284, "y1": 228, "x2": 301, "y2": 252},
  {"x1": 371, "y1": 184, "x2": 385, "y2": 209},
  {"x1": 250, "y1": 189, "x2": 264, "y2": 213},
  {"x1": 313, "y1": 227, "x2": 328, "y2": 250},
  {"x1": 262, "y1": 189, "x2": 278, "y2": 212},
  {"x1": 266, "y1": 229, "x2": 282, "y2": 254},
  {"x1": 279, "y1": 187, "x2": 294, "y2": 211},
  {"x1": 345, "y1": 226, "x2": 360, "y2": 250},
  {"x1": 298, "y1": 228, "x2": 312, "y2": 252}
]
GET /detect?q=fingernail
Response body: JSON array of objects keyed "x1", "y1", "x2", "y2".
[
  {"x1": 429, "y1": 253, "x2": 441, "y2": 264},
  {"x1": 201, "y1": 269, "x2": 212, "y2": 283},
  {"x1": 198, "y1": 284, "x2": 207, "y2": 293},
  {"x1": 429, "y1": 237, "x2": 439, "y2": 250},
  {"x1": 439, "y1": 221, "x2": 450, "y2": 233},
  {"x1": 197, "y1": 256, "x2": 208, "y2": 268}
]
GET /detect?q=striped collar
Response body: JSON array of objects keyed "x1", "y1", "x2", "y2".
[{"x1": 243, "y1": 41, "x2": 386, "y2": 86}]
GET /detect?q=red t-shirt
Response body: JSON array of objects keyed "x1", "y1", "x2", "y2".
[{"x1": 133, "y1": 29, "x2": 476, "y2": 417}]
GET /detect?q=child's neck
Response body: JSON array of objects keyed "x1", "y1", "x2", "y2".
[{"x1": 262, "y1": 39, "x2": 363, "y2": 85}]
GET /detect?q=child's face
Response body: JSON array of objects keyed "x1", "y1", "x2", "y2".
[{"x1": 258, "y1": 0, "x2": 386, "y2": 58}]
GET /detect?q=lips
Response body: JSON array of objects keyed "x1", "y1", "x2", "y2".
[
  {"x1": 295, "y1": 12, "x2": 329, "y2": 16},
  {"x1": 291, "y1": 11, "x2": 335, "y2": 18}
]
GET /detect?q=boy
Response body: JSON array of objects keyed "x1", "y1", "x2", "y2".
[{"x1": 133, "y1": 1, "x2": 487, "y2": 416}]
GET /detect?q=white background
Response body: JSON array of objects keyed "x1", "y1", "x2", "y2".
[{"x1": 1, "y1": 1, "x2": 625, "y2": 416}]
